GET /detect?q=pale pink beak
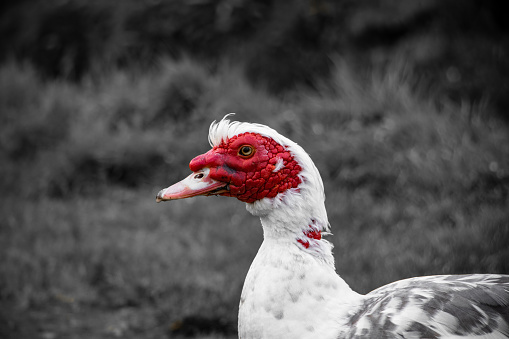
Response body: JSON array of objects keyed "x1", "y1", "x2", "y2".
[{"x1": 156, "y1": 168, "x2": 228, "y2": 202}]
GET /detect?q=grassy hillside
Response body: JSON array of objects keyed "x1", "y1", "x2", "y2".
[
  {"x1": 3, "y1": 0, "x2": 509, "y2": 120},
  {"x1": 0, "y1": 57, "x2": 508, "y2": 338}
]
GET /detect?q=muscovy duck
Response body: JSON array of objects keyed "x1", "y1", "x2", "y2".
[{"x1": 157, "y1": 115, "x2": 509, "y2": 339}]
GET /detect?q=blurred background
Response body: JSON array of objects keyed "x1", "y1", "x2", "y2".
[{"x1": 1, "y1": 0, "x2": 508, "y2": 338}]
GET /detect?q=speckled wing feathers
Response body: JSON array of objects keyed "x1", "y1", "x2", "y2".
[{"x1": 339, "y1": 274, "x2": 509, "y2": 339}]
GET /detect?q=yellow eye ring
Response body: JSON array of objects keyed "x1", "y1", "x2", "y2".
[{"x1": 238, "y1": 145, "x2": 254, "y2": 157}]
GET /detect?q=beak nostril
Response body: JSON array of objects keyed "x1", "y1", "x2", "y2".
[{"x1": 194, "y1": 173, "x2": 204, "y2": 179}]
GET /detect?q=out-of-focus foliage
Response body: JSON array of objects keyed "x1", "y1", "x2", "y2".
[{"x1": 1, "y1": 0, "x2": 509, "y2": 119}]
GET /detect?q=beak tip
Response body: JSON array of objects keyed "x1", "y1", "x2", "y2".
[{"x1": 156, "y1": 189, "x2": 166, "y2": 203}]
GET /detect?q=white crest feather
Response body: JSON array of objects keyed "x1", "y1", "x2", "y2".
[{"x1": 208, "y1": 113, "x2": 286, "y2": 147}]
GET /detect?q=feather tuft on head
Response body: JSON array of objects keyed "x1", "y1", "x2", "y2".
[{"x1": 208, "y1": 113, "x2": 286, "y2": 147}]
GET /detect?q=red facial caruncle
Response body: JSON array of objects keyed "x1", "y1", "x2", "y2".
[
  {"x1": 156, "y1": 132, "x2": 302, "y2": 203},
  {"x1": 190, "y1": 132, "x2": 302, "y2": 203}
]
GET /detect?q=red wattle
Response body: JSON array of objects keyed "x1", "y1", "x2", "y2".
[{"x1": 188, "y1": 132, "x2": 302, "y2": 203}]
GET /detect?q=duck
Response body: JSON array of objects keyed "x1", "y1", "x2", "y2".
[{"x1": 157, "y1": 115, "x2": 509, "y2": 339}]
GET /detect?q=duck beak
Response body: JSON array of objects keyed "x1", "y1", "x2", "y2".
[{"x1": 156, "y1": 167, "x2": 228, "y2": 202}]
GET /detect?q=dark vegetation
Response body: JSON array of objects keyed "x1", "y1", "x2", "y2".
[
  {"x1": 0, "y1": 1, "x2": 508, "y2": 338},
  {"x1": 2, "y1": 0, "x2": 509, "y2": 117}
]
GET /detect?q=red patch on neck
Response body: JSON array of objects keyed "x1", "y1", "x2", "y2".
[
  {"x1": 189, "y1": 132, "x2": 302, "y2": 203},
  {"x1": 297, "y1": 228, "x2": 322, "y2": 249}
]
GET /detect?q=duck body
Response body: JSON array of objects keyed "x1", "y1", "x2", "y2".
[
  {"x1": 157, "y1": 115, "x2": 509, "y2": 339},
  {"x1": 239, "y1": 237, "x2": 360, "y2": 339},
  {"x1": 342, "y1": 274, "x2": 509, "y2": 338},
  {"x1": 240, "y1": 233, "x2": 509, "y2": 338}
]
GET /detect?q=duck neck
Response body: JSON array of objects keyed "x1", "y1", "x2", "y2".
[
  {"x1": 239, "y1": 189, "x2": 361, "y2": 339},
  {"x1": 248, "y1": 187, "x2": 335, "y2": 268}
]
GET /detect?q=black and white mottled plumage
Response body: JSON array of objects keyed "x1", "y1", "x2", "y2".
[{"x1": 342, "y1": 274, "x2": 509, "y2": 338}]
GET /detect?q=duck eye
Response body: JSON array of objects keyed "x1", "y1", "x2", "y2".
[{"x1": 238, "y1": 145, "x2": 254, "y2": 157}]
